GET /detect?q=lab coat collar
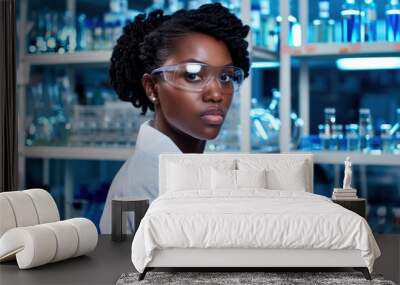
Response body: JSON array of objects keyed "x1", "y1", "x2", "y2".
[{"x1": 135, "y1": 120, "x2": 182, "y2": 154}]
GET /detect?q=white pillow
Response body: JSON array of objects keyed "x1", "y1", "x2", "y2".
[
  {"x1": 211, "y1": 168, "x2": 236, "y2": 190},
  {"x1": 236, "y1": 169, "x2": 267, "y2": 189},
  {"x1": 211, "y1": 168, "x2": 268, "y2": 191},
  {"x1": 266, "y1": 163, "x2": 307, "y2": 191},
  {"x1": 167, "y1": 162, "x2": 211, "y2": 191},
  {"x1": 238, "y1": 159, "x2": 308, "y2": 192}
]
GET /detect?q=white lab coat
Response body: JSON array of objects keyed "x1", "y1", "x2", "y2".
[{"x1": 99, "y1": 120, "x2": 182, "y2": 234}]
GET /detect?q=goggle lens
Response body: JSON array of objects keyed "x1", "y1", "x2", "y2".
[{"x1": 152, "y1": 63, "x2": 244, "y2": 93}]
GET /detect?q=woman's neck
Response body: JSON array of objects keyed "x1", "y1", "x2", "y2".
[{"x1": 151, "y1": 116, "x2": 206, "y2": 154}]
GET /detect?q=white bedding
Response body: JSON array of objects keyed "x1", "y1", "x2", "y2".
[{"x1": 131, "y1": 190, "x2": 380, "y2": 273}]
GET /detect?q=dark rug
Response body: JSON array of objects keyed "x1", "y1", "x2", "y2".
[{"x1": 116, "y1": 271, "x2": 396, "y2": 285}]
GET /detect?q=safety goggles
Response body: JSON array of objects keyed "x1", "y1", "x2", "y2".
[{"x1": 150, "y1": 62, "x2": 244, "y2": 94}]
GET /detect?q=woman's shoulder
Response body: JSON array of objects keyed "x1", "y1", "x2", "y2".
[
  {"x1": 110, "y1": 149, "x2": 162, "y2": 199},
  {"x1": 111, "y1": 151, "x2": 158, "y2": 186}
]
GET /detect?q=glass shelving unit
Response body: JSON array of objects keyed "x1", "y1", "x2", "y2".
[
  {"x1": 279, "y1": 0, "x2": 400, "y2": 235},
  {"x1": 16, "y1": 0, "x2": 277, "y2": 220},
  {"x1": 275, "y1": 0, "x2": 400, "y2": 162},
  {"x1": 17, "y1": 2, "x2": 278, "y2": 153}
]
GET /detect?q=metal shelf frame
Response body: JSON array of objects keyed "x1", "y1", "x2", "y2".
[
  {"x1": 22, "y1": 146, "x2": 134, "y2": 161},
  {"x1": 252, "y1": 46, "x2": 279, "y2": 61},
  {"x1": 290, "y1": 42, "x2": 400, "y2": 58},
  {"x1": 22, "y1": 46, "x2": 278, "y2": 66},
  {"x1": 23, "y1": 50, "x2": 112, "y2": 65},
  {"x1": 291, "y1": 151, "x2": 400, "y2": 166}
]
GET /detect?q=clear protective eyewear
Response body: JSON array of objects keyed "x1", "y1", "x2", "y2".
[{"x1": 150, "y1": 62, "x2": 244, "y2": 94}]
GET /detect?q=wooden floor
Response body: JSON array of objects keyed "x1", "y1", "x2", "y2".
[
  {"x1": 374, "y1": 234, "x2": 400, "y2": 284},
  {"x1": 0, "y1": 235, "x2": 134, "y2": 284},
  {"x1": 0, "y1": 234, "x2": 398, "y2": 284}
]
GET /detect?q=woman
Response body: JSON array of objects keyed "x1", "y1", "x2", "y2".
[{"x1": 100, "y1": 3, "x2": 250, "y2": 233}]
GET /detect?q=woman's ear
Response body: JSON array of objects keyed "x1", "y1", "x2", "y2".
[{"x1": 142, "y1": 73, "x2": 159, "y2": 104}]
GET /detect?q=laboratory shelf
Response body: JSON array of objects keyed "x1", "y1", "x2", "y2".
[
  {"x1": 22, "y1": 146, "x2": 133, "y2": 161},
  {"x1": 291, "y1": 151, "x2": 400, "y2": 166},
  {"x1": 23, "y1": 47, "x2": 278, "y2": 66},
  {"x1": 290, "y1": 42, "x2": 400, "y2": 58},
  {"x1": 252, "y1": 46, "x2": 278, "y2": 61},
  {"x1": 22, "y1": 50, "x2": 112, "y2": 65}
]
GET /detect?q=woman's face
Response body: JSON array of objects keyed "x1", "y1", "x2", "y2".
[{"x1": 152, "y1": 33, "x2": 234, "y2": 140}]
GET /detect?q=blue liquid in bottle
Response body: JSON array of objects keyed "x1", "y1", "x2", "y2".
[
  {"x1": 386, "y1": 0, "x2": 400, "y2": 42},
  {"x1": 312, "y1": 1, "x2": 336, "y2": 43},
  {"x1": 251, "y1": 3, "x2": 261, "y2": 46},
  {"x1": 341, "y1": 0, "x2": 361, "y2": 43},
  {"x1": 359, "y1": 108, "x2": 374, "y2": 152},
  {"x1": 345, "y1": 124, "x2": 360, "y2": 151},
  {"x1": 361, "y1": 0, "x2": 377, "y2": 42}
]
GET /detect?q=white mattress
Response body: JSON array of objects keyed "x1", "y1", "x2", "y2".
[{"x1": 131, "y1": 190, "x2": 380, "y2": 273}]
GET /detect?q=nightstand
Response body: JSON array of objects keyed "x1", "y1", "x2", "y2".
[
  {"x1": 332, "y1": 198, "x2": 366, "y2": 218},
  {"x1": 112, "y1": 197, "x2": 149, "y2": 242}
]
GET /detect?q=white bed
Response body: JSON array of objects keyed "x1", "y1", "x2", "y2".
[{"x1": 131, "y1": 154, "x2": 380, "y2": 280}]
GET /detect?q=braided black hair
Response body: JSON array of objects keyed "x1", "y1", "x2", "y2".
[{"x1": 109, "y1": 3, "x2": 250, "y2": 114}]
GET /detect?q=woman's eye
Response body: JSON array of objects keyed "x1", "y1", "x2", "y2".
[
  {"x1": 220, "y1": 73, "x2": 232, "y2": 83},
  {"x1": 184, "y1": 72, "x2": 201, "y2": 82}
]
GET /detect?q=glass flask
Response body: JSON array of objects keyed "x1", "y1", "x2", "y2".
[
  {"x1": 331, "y1": 124, "x2": 344, "y2": 150},
  {"x1": 251, "y1": 2, "x2": 262, "y2": 46},
  {"x1": 57, "y1": 11, "x2": 77, "y2": 53},
  {"x1": 361, "y1": 0, "x2": 377, "y2": 42},
  {"x1": 380, "y1": 124, "x2": 393, "y2": 153},
  {"x1": 291, "y1": 112, "x2": 304, "y2": 149},
  {"x1": 36, "y1": 12, "x2": 47, "y2": 53},
  {"x1": 341, "y1": 0, "x2": 361, "y2": 43},
  {"x1": 386, "y1": 0, "x2": 400, "y2": 42},
  {"x1": 318, "y1": 124, "x2": 329, "y2": 150},
  {"x1": 312, "y1": 1, "x2": 336, "y2": 43},
  {"x1": 77, "y1": 15, "x2": 94, "y2": 51},
  {"x1": 359, "y1": 108, "x2": 374, "y2": 152},
  {"x1": 93, "y1": 19, "x2": 105, "y2": 50},
  {"x1": 260, "y1": 0, "x2": 277, "y2": 50},
  {"x1": 250, "y1": 89, "x2": 303, "y2": 152},
  {"x1": 275, "y1": 15, "x2": 301, "y2": 48},
  {"x1": 390, "y1": 108, "x2": 400, "y2": 153},
  {"x1": 251, "y1": 96, "x2": 280, "y2": 152},
  {"x1": 323, "y1": 107, "x2": 336, "y2": 148},
  {"x1": 28, "y1": 12, "x2": 38, "y2": 54},
  {"x1": 345, "y1": 124, "x2": 360, "y2": 151}
]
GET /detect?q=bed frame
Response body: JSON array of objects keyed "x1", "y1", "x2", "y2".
[
  {"x1": 140, "y1": 248, "x2": 371, "y2": 280},
  {"x1": 138, "y1": 154, "x2": 371, "y2": 281}
]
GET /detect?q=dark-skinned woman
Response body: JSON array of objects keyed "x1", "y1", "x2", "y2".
[{"x1": 100, "y1": 3, "x2": 250, "y2": 234}]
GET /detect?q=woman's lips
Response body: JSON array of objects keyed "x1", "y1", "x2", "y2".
[
  {"x1": 200, "y1": 114, "x2": 224, "y2": 125},
  {"x1": 200, "y1": 108, "x2": 225, "y2": 125}
]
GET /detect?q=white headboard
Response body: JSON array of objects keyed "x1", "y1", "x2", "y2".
[{"x1": 159, "y1": 153, "x2": 313, "y2": 195}]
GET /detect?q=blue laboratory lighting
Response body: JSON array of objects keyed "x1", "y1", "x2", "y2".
[
  {"x1": 251, "y1": 61, "x2": 280, "y2": 69},
  {"x1": 336, "y1": 57, "x2": 400, "y2": 70}
]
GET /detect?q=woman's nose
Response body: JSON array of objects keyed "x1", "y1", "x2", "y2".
[{"x1": 202, "y1": 78, "x2": 223, "y2": 102}]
